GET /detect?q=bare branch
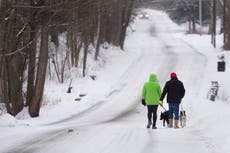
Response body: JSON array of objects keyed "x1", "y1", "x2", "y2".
[{"x1": 0, "y1": 40, "x2": 33, "y2": 56}]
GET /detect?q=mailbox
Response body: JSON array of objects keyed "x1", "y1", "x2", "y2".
[{"x1": 217, "y1": 61, "x2": 225, "y2": 72}]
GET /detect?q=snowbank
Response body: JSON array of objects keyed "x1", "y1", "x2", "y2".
[{"x1": 0, "y1": 114, "x2": 28, "y2": 127}]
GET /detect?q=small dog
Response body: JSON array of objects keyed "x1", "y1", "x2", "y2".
[
  {"x1": 180, "y1": 110, "x2": 186, "y2": 128},
  {"x1": 160, "y1": 111, "x2": 169, "y2": 127}
]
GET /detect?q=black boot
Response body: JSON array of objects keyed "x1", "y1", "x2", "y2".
[
  {"x1": 152, "y1": 122, "x2": 157, "y2": 129},
  {"x1": 147, "y1": 120, "x2": 152, "y2": 128}
]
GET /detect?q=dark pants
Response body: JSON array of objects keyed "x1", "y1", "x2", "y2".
[{"x1": 147, "y1": 105, "x2": 158, "y2": 126}]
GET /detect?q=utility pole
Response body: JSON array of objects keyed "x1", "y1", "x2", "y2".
[
  {"x1": 212, "y1": 0, "x2": 216, "y2": 48},
  {"x1": 223, "y1": 0, "x2": 226, "y2": 44},
  {"x1": 199, "y1": 0, "x2": 202, "y2": 34}
]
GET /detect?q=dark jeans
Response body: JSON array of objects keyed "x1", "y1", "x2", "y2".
[
  {"x1": 168, "y1": 103, "x2": 179, "y2": 120},
  {"x1": 147, "y1": 105, "x2": 158, "y2": 126}
]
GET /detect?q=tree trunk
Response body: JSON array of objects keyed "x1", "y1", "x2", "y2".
[
  {"x1": 29, "y1": 22, "x2": 49, "y2": 117},
  {"x1": 2, "y1": 7, "x2": 24, "y2": 116},
  {"x1": 224, "y1": 13, "x2": 230, "y2": 50},
  {"x1": 95, "y1": 6, "x2": 102, "y2": 60},
  {"x1": 120, "y1": 0, "x2": 134, "y2": 50},
  {"x1": 188, "y1": 21, "x2": 192, "y2": 33},
  {"x1": 192, "y1": 19, "x2": 196, "y2": 32},
  {"x1": 110, "y1": 1, "x2": 123, "y2": 46},
  {"x1": 83, "y1": 39, "x2": 89, "y2": 77},
  {"x1": 75, "y1": 40, "x2": 82, "y2": 67},
  {"x1": 26, "y1": 8, "x2": 36, "y2": 106}
]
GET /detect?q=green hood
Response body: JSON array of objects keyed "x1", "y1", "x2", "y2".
[{"x1": 149, "y1": 74, "x2": 157, "y2": 82}]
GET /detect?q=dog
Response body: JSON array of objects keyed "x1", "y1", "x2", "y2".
[
  {"x1": 180, "y1": 110, "x2": 186, "y2": 128},
  {"x1": 160, "y1": 111, "x2": 169, "y2": 127}
]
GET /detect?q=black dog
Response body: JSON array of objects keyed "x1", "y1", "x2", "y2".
[{"x1": 160, "y1": 111, "x2": 169, "y2": 127}]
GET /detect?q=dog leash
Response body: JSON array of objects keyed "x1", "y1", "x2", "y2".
[
  {"x1": 180, "y1": 103, "x2": 184, "y2": 111},
  {"x1": 160, "y1": 104, "x2": 167, "y2": 111}
]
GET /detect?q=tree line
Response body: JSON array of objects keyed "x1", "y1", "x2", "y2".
[
  {"x1": 0, "y1": 0, "x2": 135, "y2": 117},
  {"x1": 169, "y1": 0, "x2": 230, "y2": 49},
  {"x1": 144, "y1": 0, "x2": 230, "y2": 49}
]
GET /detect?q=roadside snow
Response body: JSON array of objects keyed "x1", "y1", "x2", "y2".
[{"x1": 0, "y1": 114, "x2": 28, "y2": 127}]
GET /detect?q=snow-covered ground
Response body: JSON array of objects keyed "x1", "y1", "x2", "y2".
[{"x1": 0, "y1": 9, "x2": 230, "y2": 153}]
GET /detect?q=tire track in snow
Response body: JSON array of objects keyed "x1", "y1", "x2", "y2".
[{"x1": 190, "y1": 129, "x2": 223, "y2": 153}]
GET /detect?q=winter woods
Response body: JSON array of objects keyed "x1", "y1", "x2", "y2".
[
  {"x1": 1, "y1": 0, "x2": 230, "y2": 118},
  {"x1": 0, "y1": 0, "x2": 135, "y2": 117},
  {"x1": 153, "y1": 0, "x2": 230, "y2": 49}
]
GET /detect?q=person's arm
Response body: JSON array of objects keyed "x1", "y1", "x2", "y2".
[
  {"x1": 141, "y1": 84, "x2": 146, "y2": 106},
  {"x1": 180, "y1": 82, "x2": 185, "y2": 99},
  {"x1": 142, "y1": 84, "x2": 146, "y2": 100},
  {"x1": 158, "y1": 84, "x2": 162, "y2": 98},
  {"x1": 158, "y1": 84, "x2": 163, "y2": 105},
  {"x1": 160, "y1": 82, "x2": 168, "y2": 101}
]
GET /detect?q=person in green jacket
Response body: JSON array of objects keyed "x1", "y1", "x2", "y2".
[{"x1": 142, "y1": 73, "x2": 162, "y2": 129}]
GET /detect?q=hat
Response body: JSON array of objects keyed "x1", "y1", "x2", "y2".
[{"x1": 170, "y1": 72, "x2": 177, "y2": 79}]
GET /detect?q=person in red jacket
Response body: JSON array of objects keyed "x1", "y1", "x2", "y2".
[{"x1": 160, "y1": 72, "x2": 185, "y2": 128}]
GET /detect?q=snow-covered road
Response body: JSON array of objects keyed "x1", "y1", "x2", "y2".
[{"x1": 1, "y1": 10, "x2": 226, "y2": 153}]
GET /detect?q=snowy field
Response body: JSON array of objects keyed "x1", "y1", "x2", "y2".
[{"x1": 0, "y1": 9, "x2": 230, "y2": 153}]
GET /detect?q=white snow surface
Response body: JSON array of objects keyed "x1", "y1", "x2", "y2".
[{"x1": 1, "y1": 9, "x2": 230, "y2": 153}]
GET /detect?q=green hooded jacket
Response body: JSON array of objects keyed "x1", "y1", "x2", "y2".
[{"x1": 142, "y1": 74, "x2": 162, "y2": 105}]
